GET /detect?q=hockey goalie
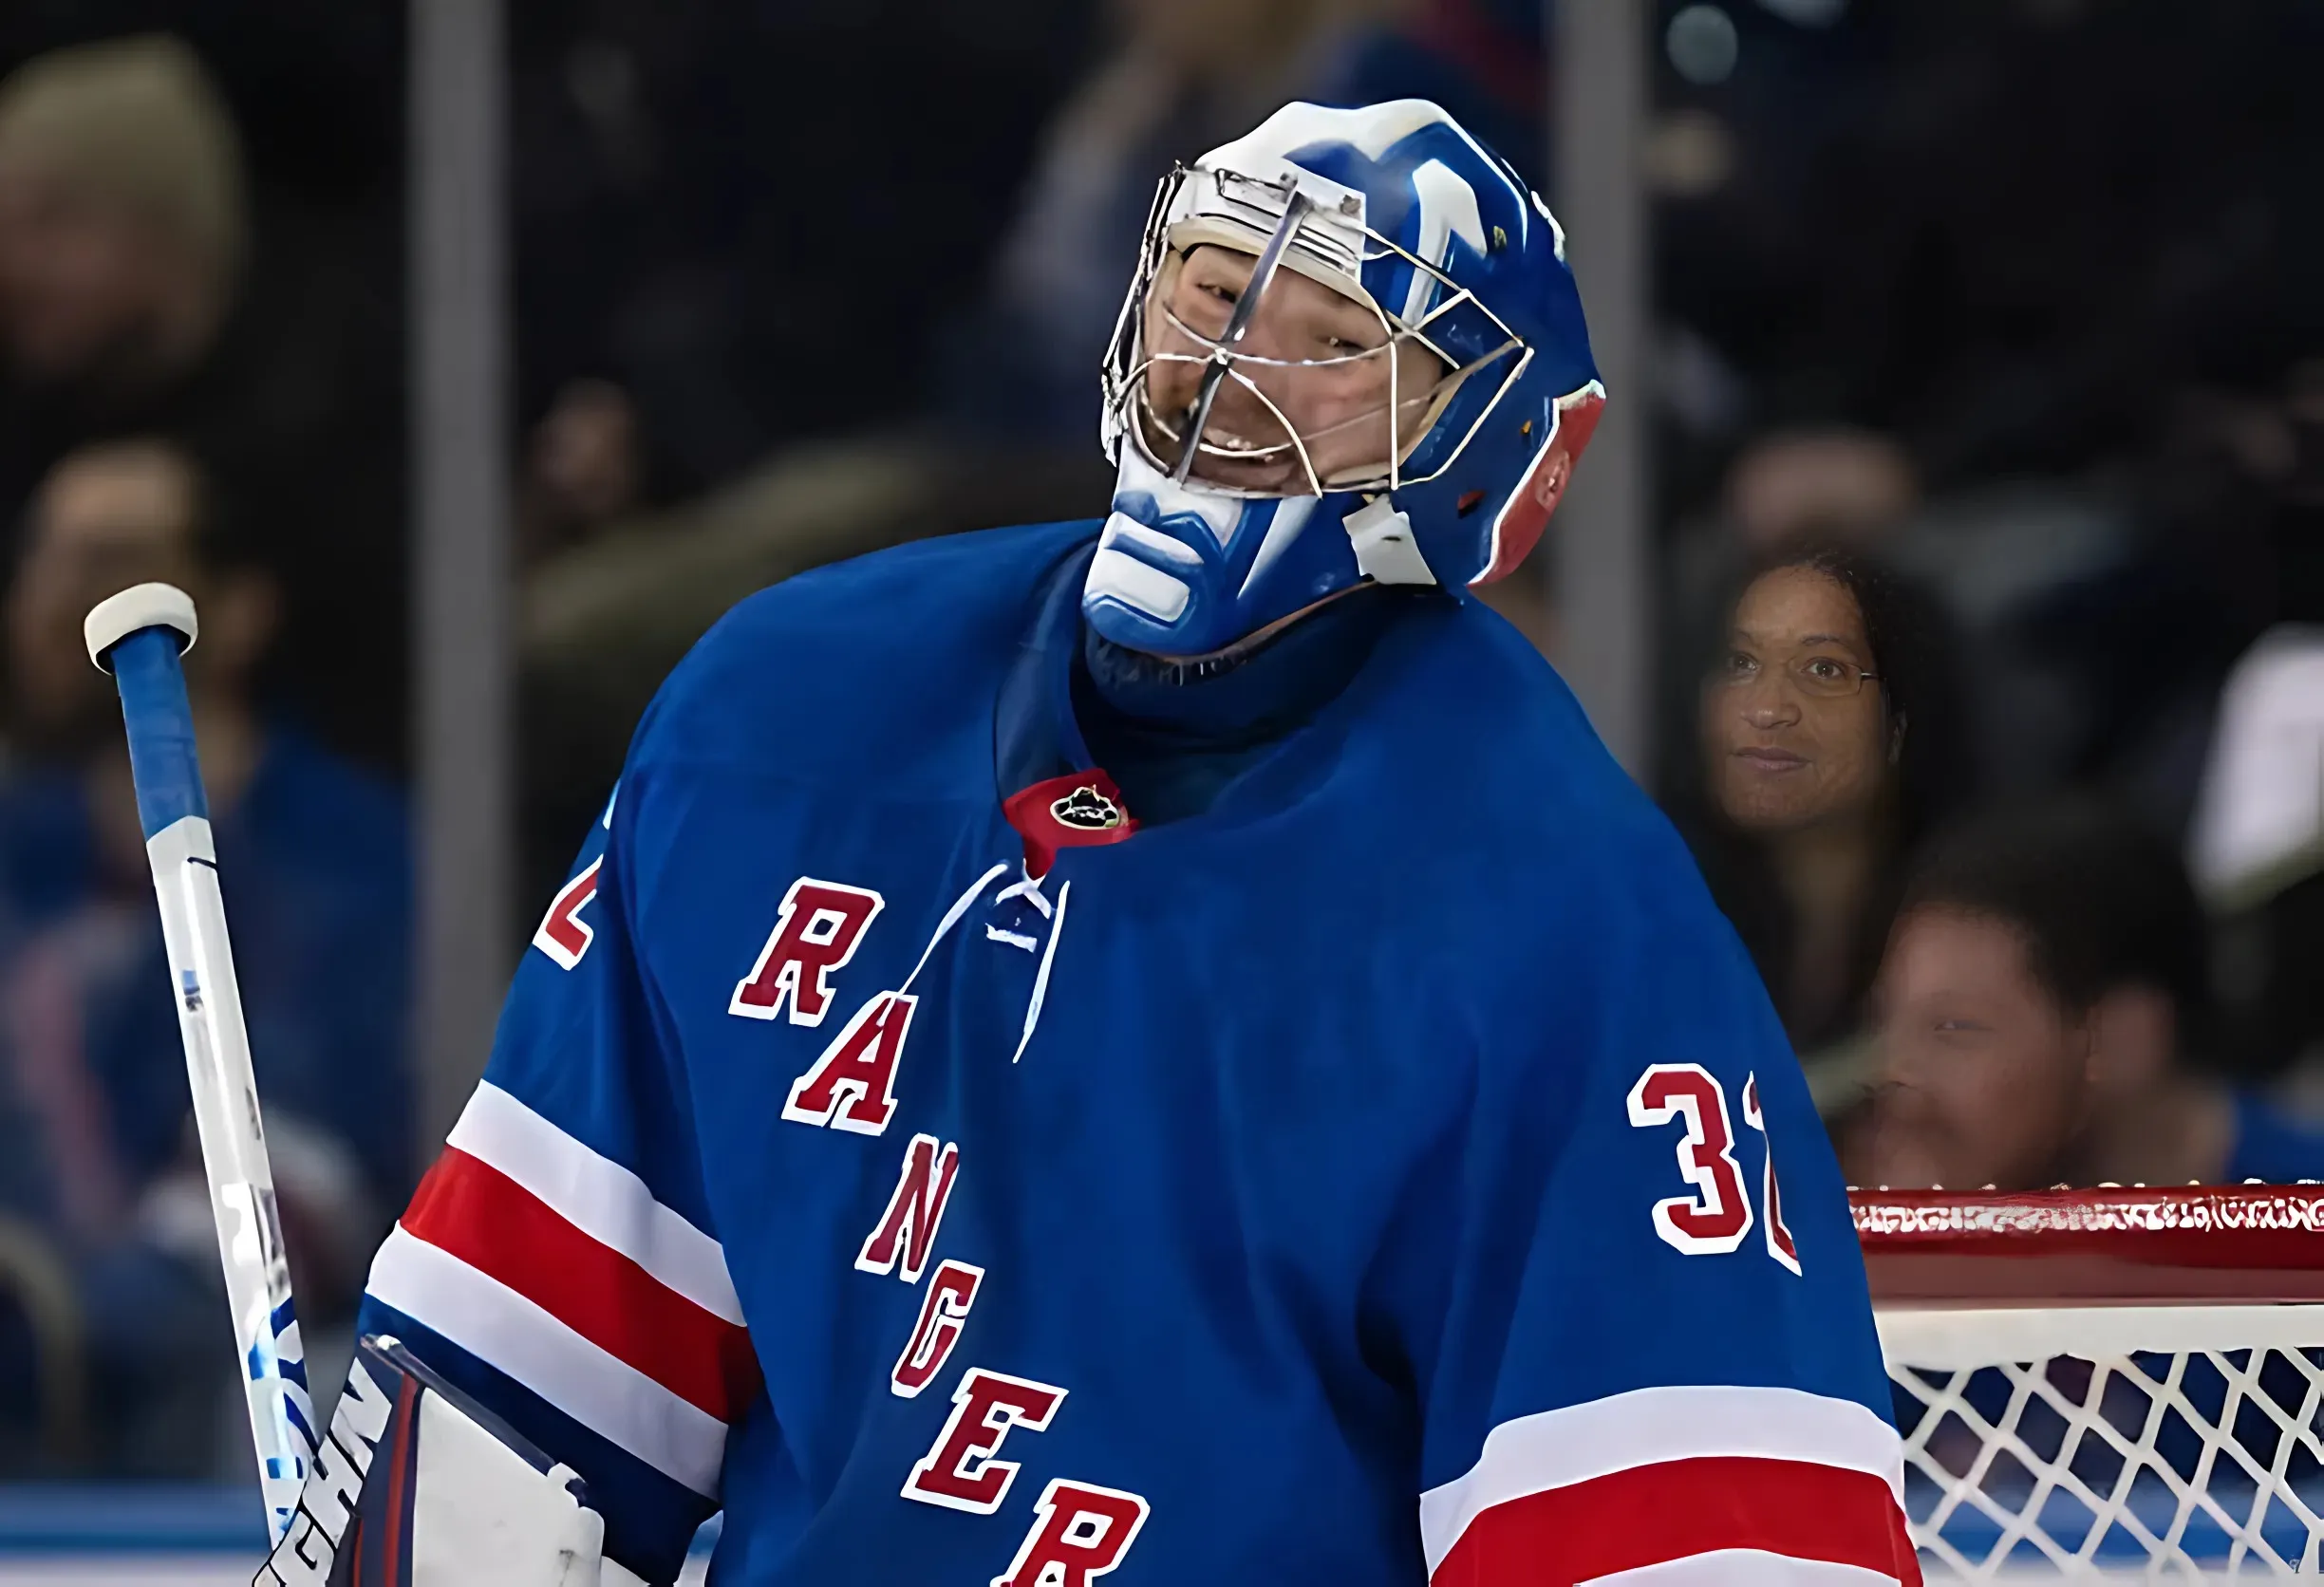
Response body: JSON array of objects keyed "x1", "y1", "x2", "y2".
[{"x1": 324, "y1": 99, "x2": 1921, "y2": 1585}]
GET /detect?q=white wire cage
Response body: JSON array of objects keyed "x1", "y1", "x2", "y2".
[{"x1": 1861, "y1": 1186, "x2": 2324, "y2": 1581}]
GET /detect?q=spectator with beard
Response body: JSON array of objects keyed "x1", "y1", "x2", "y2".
[
  {"x1": 1847, "y1": 796, "x2": 2324, "y2": 1191},
  {"x1": 0, "y1": 439, "x2": 406, "y2": 1472}
]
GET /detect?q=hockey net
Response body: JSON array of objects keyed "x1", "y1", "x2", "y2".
[{"x1": 1860, "y1": 1186, "x2": 2324, "y2": 1580}]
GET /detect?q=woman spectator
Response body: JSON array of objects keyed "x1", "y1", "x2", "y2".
[{"x1": 1668, "y1": 546, "x2": 1972, "y2": 1056}]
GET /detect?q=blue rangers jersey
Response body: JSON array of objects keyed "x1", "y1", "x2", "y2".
[{"x1": 359, "y1": 520, "x2": 1919, "y2": 1586}]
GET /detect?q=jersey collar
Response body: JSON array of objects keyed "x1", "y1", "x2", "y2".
[{"x1": 995, "y1": 544, "x2": 1140, "y2": 876}]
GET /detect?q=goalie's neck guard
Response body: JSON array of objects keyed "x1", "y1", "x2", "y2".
[{"x1": 1085, "y1": 99, "x2": 1605, "y2": 660}]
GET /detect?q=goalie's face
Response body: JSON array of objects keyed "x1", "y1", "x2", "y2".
[{"x1": 1140, "y1": 244, "x2": 1446, "y2": 495}]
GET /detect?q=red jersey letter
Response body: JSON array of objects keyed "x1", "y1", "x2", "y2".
[
  {"x1": 782, "y1": 992, "x2": 915, "y2": 1135},
  {"x1": 729, "y1": 877, "x2": 884, "y2": 1027},
  {"x1": 902, "y1": 1368, "x2": 1066, "y2": 1515},
  {"x1": 993, "y1": 1480, "x2": 1151, "y2": 1587},
  {"x1": 532, "y1": 857, "x2": 602, "y2": 970},
  {"x1": 891, "y1": 1260, "x2": 983, "y2": 1399},
  {"x1": 856, "y1": 1134, "x2": 961, "y2": 1282}
]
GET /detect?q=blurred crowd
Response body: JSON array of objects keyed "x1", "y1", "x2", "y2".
[
  {"x1": 1647, "y1": 0, "x2": 2324, "y2": 1196},
  {"x1": 0, "y1": 0, "x2": 2310, "y2": 1480}
]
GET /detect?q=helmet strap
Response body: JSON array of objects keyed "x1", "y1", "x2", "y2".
[{"x1": 1342, "y1": 497, "x2": 1435, "y2": 586}]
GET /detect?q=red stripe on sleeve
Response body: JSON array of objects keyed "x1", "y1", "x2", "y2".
[
  {"x1": 400, "y1": 1148, "x2": 761, "y2": 1423},
  {"x1": 1432, "y1": 1455, "x2": 1921, "y2": 1587}
]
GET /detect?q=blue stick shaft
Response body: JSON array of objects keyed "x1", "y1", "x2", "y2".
[{"x1": 102, "y1": 622, "x2": 313, "y2": 1545}]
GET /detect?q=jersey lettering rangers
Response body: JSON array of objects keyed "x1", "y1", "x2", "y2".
[{"x1": 359, "y1": 520, "x2": 1920, "y2": 1585}]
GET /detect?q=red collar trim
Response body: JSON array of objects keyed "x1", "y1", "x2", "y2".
[{"x1": 1003, "y1": 768, "x2": 1139, "y2": 877}]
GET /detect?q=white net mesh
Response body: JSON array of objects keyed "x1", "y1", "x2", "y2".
[{"x1": 1882, "y1": 1306, "x2": 2324, "y2": 1579}]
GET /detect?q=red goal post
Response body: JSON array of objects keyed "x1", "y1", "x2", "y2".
[
  {"x1": 1859, "y1": 1184, "x2": 2324, "y2": 1306},
  {"x1": 1855, "y1": 1186, "x2": 2324, "y2": 1578}
]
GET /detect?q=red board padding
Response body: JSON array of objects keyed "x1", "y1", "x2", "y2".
[
  {"x1": 1430, "y1": 1456, "x2": 1920, "y2": 1586},
  {"x1": 1852, "y1": 1185, "x2": 2324, "y2": 1302}
]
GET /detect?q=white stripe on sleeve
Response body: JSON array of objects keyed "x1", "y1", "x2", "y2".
[
  {"x1": 366, "y1": 1224, "x2": 727, "y2": 1497},
  {"x1": 445, "y1": 1082, "x2": 743, "y2": 1324},
  {"x1": 1583, "y1": 1551, "x2": 1905, "y2": 1586},
  {"x1": 1417, "y1": 1384, "x2": 1905, "y2": 1576}
]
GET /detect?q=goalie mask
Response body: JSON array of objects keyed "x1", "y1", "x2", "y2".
[{"x1": 1088, "y1": 99, "x2": 1604, "y2": 657}]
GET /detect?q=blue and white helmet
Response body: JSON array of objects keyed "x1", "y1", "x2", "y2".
[{"x1": 1087, "y1": 99, "x2": 1604, "y2": 657}]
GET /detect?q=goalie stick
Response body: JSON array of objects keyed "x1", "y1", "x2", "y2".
[
  {"x1": 88, "y1": 584, "x2": 626, "y2": 1587},
  {"x1": 84, "y1": 582, "x2": 317, "y2": 1543}
]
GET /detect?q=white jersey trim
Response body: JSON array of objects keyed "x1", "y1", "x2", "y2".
[
  {"x1": 447, "y1": 1081, "x2": 743, "y2": 1324},
  {"x1": 1417, "y1": 1383, "x2": 1905, "y2": 1575},
  {"x1": 367, "y1": 1224, "x2": 727, "y2": 1498},
  {"x1": 1582, "y1": 1550, "x2": 1905, "y2": 1586}
]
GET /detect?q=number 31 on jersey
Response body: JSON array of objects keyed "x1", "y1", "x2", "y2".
[{"x1": 1626, "y1": 1063, "x2": 1802, "y2": 1275}]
